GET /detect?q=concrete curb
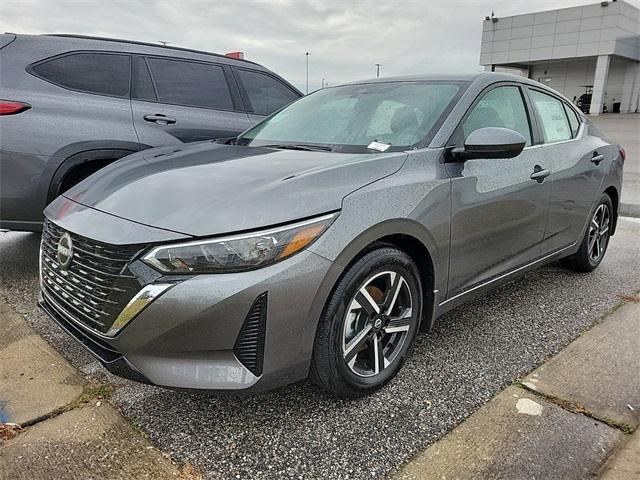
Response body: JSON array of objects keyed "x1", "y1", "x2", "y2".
[
  {"x1": 522, "y1": 301, "x2": 640, "y2": 430},
  {"x1": 0, "y1": 297, "x2": 195, "y2": 479},
  {"x1": 0, "y1": 297, "x2": 84, "y2": 425},
  {"x1": 394, "y1": 297, "x2": 640, "y2": 479},
  {"x1": 620, "y1": 203, "x2": 640, "y2": 218}
]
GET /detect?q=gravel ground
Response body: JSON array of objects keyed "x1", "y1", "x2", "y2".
[{"x1": 1, "y1": 217, "x2": 639, "y2": 479}]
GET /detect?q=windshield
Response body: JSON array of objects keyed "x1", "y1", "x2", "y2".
[{"x1": 237, "y1": 81, "x2": 466, "y2": 153}]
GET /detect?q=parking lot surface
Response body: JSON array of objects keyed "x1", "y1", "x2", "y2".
[{"x1": 1, "y1": 217, "x2": 639, "y2": 479}]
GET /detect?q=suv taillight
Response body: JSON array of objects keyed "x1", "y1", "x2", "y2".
[
  {"x1": 619, "y1": 147, "x2": 626, "y2": 162},
  {"x1": 0, "y1": 100, "x2": 31, "y2": 115}
]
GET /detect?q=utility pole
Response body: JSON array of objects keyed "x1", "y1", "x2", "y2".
[
  {"x1": 305, "y1": 52, "x2": 310, "y2": 94},
  {"x1": 375, "y1": 63, "x2": 381, "y2": 78}
]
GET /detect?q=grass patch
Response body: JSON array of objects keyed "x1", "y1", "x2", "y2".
[
  {"x1": 70, "y1": 383, "x2": 115, "y2": 407},
  {"x1": 49, "y1": 381, "x2": 116, "y2": 418}
]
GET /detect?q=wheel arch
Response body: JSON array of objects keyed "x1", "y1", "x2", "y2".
[
  {"x1": 309, "y1": 219, "x2": 441, "y2": 339},
  {"x1": 603, "y1": 185, "x2": 619, "y2": 236},
  {"x1": 47, "y1": 141, "x2": 151, "y2": 203}
]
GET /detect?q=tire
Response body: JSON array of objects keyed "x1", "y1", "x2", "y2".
[
  {"x1": 560, "y1": 193, "x2": 613, "y2": 273},
  {"x1": 310, "y1": 246, "x2": 423, "y2": 398}
]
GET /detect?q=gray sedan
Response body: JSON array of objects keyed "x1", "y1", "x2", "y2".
[{"x1": 39, "y1": 73, "x2": 624, "y2": 398}]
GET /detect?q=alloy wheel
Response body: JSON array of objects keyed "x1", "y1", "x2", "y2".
[
  {"x1": 588, "y1": 203, "x2": 610, "y2": 263},
  {"x1": 342, "y1": 271, "x2": 413, "y2": 377}
]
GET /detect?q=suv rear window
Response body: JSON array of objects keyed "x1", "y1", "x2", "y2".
[
  {"x1": 146, "y1": 57, "x2": 234, "y2": 110},
  {"x1": 235, "y1": 69, "x2": 299, "y2": 115},
  {"x1": 31, "y1": 52, "x2": 131, "y2": 97}
]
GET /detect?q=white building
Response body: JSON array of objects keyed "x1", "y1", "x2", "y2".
[{"x1": 479, "y1": 0, "x2": 640, "y2": 114}]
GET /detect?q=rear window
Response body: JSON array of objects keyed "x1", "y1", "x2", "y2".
[
  {"x1": 146, "y1": 57, "x2": 234, "y2": 110},
  {"x1": 31, "y1": 52, "x2": 131, "y2": 97},
  {"x1": 529, "y1": 89, "x2": 572, "y2": 143},
  {"x1": 235, "y1": 69, "x2": 299, "y2": 115}
]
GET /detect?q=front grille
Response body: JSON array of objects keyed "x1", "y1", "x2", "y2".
[{"x1": 40, "y1": 220, "x2": 145, "y2": 334}]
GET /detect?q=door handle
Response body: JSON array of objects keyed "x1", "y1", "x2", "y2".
[
  {"x1": 143, "y1": 114, "x2": 176, "y2": 125},
  {"x1": 530, "y1": 165, "x2": 551, "y2": 183},
  {"x1": 591, "y1": 153, "x2": 604, "y2": 165}
]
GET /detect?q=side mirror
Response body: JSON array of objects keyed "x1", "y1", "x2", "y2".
[{"x1": 452, "y1": 127, "x2": 526, "y2": 160}]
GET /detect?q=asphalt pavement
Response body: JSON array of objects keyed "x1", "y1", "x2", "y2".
[
  {"x1": 1, "y1": 217, "x2": 639, "y2": 480},
  {"x1": 396, "y1": 298, "x2": 640, "y2": 479}
]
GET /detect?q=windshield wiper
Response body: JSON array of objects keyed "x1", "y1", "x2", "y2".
[{"x1": 262, "y1": 143, "x2": 332, "y2": 152}]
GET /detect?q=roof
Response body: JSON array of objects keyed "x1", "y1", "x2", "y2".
[
  {"x1": 336, "y1": 71, "x2": 545, "y2": 87},
  {"x1": 341, "y1": 73, "x2": 484, "y2": 85},
  {"x1": 18, "y1": 33, "x2": 260, "y2": 66}
]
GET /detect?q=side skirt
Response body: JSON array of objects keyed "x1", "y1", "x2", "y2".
[{"x1": 434, "y1": 242, "x2": 578, "y2": 318}]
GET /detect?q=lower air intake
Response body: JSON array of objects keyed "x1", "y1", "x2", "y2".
[{"x1": 233, "y1": 292, "x2": 267, "y2": 376}]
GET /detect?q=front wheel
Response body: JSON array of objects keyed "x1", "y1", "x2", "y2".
[
  {"x1": 310, "y1": 247, "x2": 422, "y2": 398},
  {"x1": 561, "y1": 193, "x2": 613, "y2": 272}
]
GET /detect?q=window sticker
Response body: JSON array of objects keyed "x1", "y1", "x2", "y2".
[{"x1": 367, "y1": 141, "x2": 391, "y2": 152}]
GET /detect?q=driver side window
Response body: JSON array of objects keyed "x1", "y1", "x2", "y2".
[{"x1": 463, "y1": 86, "x2": 532, "y2": 146}]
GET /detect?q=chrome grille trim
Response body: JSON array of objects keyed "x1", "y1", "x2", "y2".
[{"x1": 40, "y1": 220, "x2": 145, "y2": 334}]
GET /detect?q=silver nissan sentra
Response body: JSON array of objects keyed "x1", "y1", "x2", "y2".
[{"x1": 39, "y1": 73, "x2": 624, "y2": 398}]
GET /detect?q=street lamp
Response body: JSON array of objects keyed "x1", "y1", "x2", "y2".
[
  {"x1": 305, "y1": 52, "x2": 310, "y2": 94},
  {"x1": 375, "y1": 63, "x2": 381, "y2": 78}
]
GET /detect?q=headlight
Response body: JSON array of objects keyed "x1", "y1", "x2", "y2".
[{"x1": 142, "y1": 213, "x2": 337, "y2": 274}]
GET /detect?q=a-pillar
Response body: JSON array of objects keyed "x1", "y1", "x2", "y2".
[{"x1": 589, "y1": 55, "x2": 611, "y2": 115}]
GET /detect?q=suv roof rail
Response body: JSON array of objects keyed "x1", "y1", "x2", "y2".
[{"x1": 38, "y1": 33, "x2": 259, "y2": 65}]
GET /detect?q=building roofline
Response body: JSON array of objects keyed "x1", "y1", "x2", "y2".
[{"x1": 482, "y1": 0, "x2": 638, "y2": 21}]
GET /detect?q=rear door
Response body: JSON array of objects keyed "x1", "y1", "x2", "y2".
[
  {"x1": 445, "y1": 83, "x2": 551, "y2": 299},
  {"x1": 131, "y1": 56, "x2": 251, "y2": 146},
  {"x1": 232, "y1": 67, "x2": 301, "y2": 125},
  {"x1": 4, "y1": 50, "x2": 137, "y2": 223},
  {"x1": 526, "y1": 88, "x2": 608, "y2": 254}
]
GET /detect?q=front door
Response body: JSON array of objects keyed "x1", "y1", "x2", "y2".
[
  {"x1": 445, "y1": 84, "x2": 551, "y2": 299},
  {"x1": 131, "y1": 56, "x2": 251, "y2": 146},
  {"x1": 526, "y1": 88, "x2": 608, "y2": 254}
]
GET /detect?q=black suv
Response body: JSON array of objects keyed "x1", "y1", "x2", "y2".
[{"x1": 0, "y1": 33, "x2": 301, "y2": 231}]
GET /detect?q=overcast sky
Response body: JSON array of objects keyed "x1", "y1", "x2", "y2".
[{"x1": 2, "y1": 0, "x2": 639, "y2": 92}]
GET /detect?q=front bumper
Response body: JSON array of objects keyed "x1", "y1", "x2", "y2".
[
  {"x1": 39, "y1": 248, "x2": 334, "y2": 392},
  {"x1": 39, "y1": 290, "x2": 152, "y2": 384}
]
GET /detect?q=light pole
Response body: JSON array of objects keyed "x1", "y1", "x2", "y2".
[
  {"x1": 305, "y1": 52, "x2": 310, "y2": 94},
  {"x1": 375, "y1": 63, "x2": 381, "y2": 78}
]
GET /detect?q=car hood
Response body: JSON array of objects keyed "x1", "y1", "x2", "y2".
[{"x1": 62, "y1": 142, "x2": 407, "y2": 237}]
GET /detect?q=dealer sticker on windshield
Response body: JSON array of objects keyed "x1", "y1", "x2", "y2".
[{"x1": 367, "y1": 141, "x2": 391, "y2": 152}]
